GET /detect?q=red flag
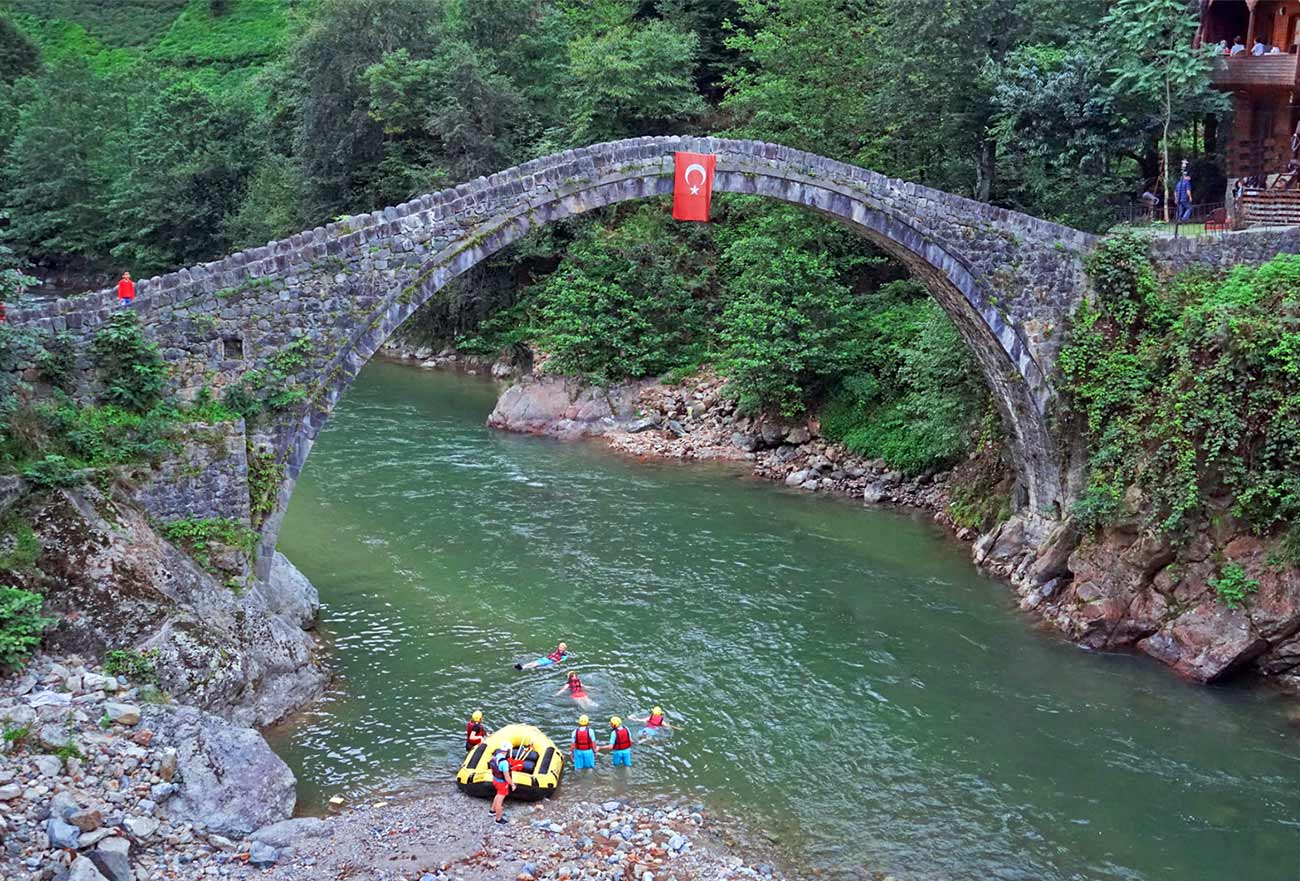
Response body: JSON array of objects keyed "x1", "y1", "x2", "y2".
[{"x1": 672, "y1": 151, "x2": 716, "y2": 222}]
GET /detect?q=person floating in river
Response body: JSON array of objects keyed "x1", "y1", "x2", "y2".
[
  {"x1": 571, "y1": 713, "x2": 598, "y2": 770},
  {"x1": 465, "y1": 710, "x2": 489, "y2": 751},
  {"x1": 116, "y1": 271, "x2": 135, "y2": 307},
  {"x1": 631, "y1": 706, "x2": 678, "y2": 741},
  {"x1": 516, "y1": 641, "x2": 569, "y2": 671},
  {"x1": 607, "y1": 716, "x2": 633, "y2": 767},
  {"x1": 488, "y1": 745, "x2": 515, "y2": 824},
  {"x1": 555, "y1": 670, "x2": 596, "y2": 709}
]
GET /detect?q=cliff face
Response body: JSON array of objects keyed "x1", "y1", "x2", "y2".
[{"x1": 4, "y1": 485, "x2": 326, "y2": 727}]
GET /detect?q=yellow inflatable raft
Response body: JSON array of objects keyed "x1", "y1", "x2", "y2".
[{"x1": 456, "y1": 723, "x2": 564, "y2": 801}]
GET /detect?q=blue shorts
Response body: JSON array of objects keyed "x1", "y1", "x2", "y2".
[
  {"x1": 611, "y1": 748, "x2": 632, "y2": 767},
  {"x1": 572, "y1": 748, "x2": 595, "y2": 769}
]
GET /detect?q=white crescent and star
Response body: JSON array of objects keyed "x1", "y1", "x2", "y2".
[{"x1": 684, "y1": 162, "x2": 708, "y2": 196}]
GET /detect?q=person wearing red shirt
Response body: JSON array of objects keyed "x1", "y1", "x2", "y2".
[{"x1": 117, "y1": 271, "x2": 135, "y2": 307}]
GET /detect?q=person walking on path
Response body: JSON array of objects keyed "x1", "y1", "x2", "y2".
[
  {"x1": 488, "y1": 745, "x2": 515, "y2": 824},
  {"x1": 117, "y1": 271, "x2": 135, "y2": 307},
  {"x1": 571, "y1": 714, "x2": 598, "y2": 770},
  {"x1": 465, "y1": 710, "x2": 489, "y2": 751},
  {"x1": 607, "y1": 716, "x2": 633, "y2": 767},
  {"x1": 1175, "y1": 173, "x2": 1194, "y2": 222}
]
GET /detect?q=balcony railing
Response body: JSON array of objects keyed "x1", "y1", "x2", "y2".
[{"x1": 1210, "y1": 53, "x2": 1300, "y2": 89}]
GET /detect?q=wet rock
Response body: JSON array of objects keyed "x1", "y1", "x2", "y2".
[
  {"x1": 1138, "y1": 602, "x2": 1269, "y2": 683},
  {"x1": 863, "y1": 485, "x2": 887, "y2": 505},
  {"x1": 730, "y1": 433, "x2": 759, "y2": 452},
  {"x1": 66, "y1": 856, "x2": 110, "y2": 881},
  {"x1": 89, "y1": 837, "x2": 130, "y2": 881},
  {"x1": 784, "y1": 470, "x2": 810, "y2": 488},
  {"x1": 248, "y1": 817, "x2": 328, "y2": 848},
  {"x1": 627, "y1": 417, "x2": 660, "y2": 434},
  {"x1": 665, "y1": 420, "x2": 687, "y2": 437},
  {"x1": 248, "y1": 842, "x2": 279, "y2": 867},
  {"x1": 259, "y1": 552, "x2": 321, "y2": 631},
  {"x1": 103, "y1": 703, "x2": 141, "y2": 726},
  {"x1": 785, "y1": 426, "x2": 810, "y2": 445},
  {"x1": 47, "y1": 816, "x2": 81, "y2": 848},
  {"x1": 141, "y1": 705, "x2": 295, "y2": 837}
]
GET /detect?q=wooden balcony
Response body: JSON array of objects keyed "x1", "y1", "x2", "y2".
[{"x1": 1211, "y1": 53, "x2": 1300, "y2": 89}]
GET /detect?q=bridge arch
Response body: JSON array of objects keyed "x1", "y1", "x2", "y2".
[{"x1": 9, "y1": 137, "x2": 1095, "y2": 568}]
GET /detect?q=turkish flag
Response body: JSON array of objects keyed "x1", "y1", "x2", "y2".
[{"x1": 672, "y1": 151, "x2": 716, "y2": 222}]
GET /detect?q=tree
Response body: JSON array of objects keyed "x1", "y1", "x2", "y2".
[
  {"x1": 1102, "y1": 0, "x2": 1223, "y2": 221},
  {"x1": 109, "y1": 78, "x2": 265, "y2": 271},
  {"x1": 0, "y1": 18, "x2": 39, "y2": 84}
]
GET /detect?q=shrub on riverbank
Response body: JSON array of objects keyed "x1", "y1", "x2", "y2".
[
  {"x1": 1063, "y1": 234, "x2": 1300, "y2": 549},
  {"x1": 0, "y1": 584, "x2": 51, "y2": 671}
]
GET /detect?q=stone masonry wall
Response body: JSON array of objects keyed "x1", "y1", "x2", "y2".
[{"x1": 126, "y1": 420, "x2": 252, "y2": 527}]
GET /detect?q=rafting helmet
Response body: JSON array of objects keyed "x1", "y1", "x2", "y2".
[
  {"x1": 610, "y1": 716, "x2": 622, "y2": 728},
  {"x1": 578, "y1": 714, "x2": 589, "y2": 726},
  {"x1": 652, "y1": 706, "x2": 662, "y2": 716},
  {"x1": 471, "y1": 710, "x2": 483, "y2": 722}
]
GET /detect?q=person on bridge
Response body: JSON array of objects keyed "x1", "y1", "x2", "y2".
[
  {"x1": 465, "y1": 710, "x2": 489, "y2": 751},
  {"x1": 116, "y1": 271, "x2": 135, "y2": 307},
  {"x1": 1176, "y1": 173, "x2": 1194, "y2": 222},
  {"x1": 607, "y1": 716, "x2": 633, "y2": 767},
  {"x1": 571, "y1": 713, "x2": 598, "y2": 770},
  {"x1": 488, "y1": 745, "x2": 515, "y2": 824},
  {"x1": 1231, "y1": 36, "x2": 1246, "y2": 55},
  {"x1": 556, "y1": 670, "x2": 596, "y2": 709}
]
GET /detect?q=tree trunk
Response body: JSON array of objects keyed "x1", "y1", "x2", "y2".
[
  {"x1": 975, "y1": 136, "x2": 996, "y2": 203},
  {"x1": 1162, "y1": 75, "x2": 1173, "y2": 223}
]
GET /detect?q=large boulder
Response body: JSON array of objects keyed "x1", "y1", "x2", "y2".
[
  {"x1": 18, "y1": 489, "x2": 326, "y2": 727},
  {"x1": 141, "y1": 705, "x2": 296, "y2": 837},
  {"x1": 258, "y1": 552, "x2": 320, "y2": 631},
  {"x1": 487, "y1": 376, "x2": 651, "y2": 440}
]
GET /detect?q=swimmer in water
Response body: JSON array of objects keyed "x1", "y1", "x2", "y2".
[
  {"x1": 516, "y1": 641, "x2": 569, "y2": 671},
  {"x1": 555, "y1": 670, "x2": 597, "y2": 709},
  {"x1": 630, "y1": 706, "x2": 678, "y2": 741}
]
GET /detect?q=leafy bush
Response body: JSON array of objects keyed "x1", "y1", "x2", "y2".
[
  {"x1": 91, "y1": 312, "x2": 169, "y2": 413},
  {"x1": 1063, "y1": 237, "x2": 1300, "y2": 538},
  {"x1": 103, "y1": 647, "x2": 159, "y2": 683},
  {"x1": 162, "y1": 516, "x2": 256, "y2": 572},
  {"x1": 1208, "y1": 562, "x2": 1260, "y2": 610},
  {"x1": 0, "y1": 513, "x2": 41, "y2": 572},
  {"x1": 21, "y1": 454, "x2": 82, "y2": 488},
  {"x1": 0, "y1": 585, "x2": 52, "y2": 671}
]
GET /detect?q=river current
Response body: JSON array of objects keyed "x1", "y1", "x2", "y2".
[{"x1": 270, "y1": 359, "x2": 1300, "y2": 881}]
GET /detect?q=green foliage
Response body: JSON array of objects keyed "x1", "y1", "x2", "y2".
[
  {"x1": 103, "y1": 647, "x2": 159, "y2": 683},
  {"x1": 532, "y1": 206, "x2": 711, "y2": 381},
  {"x1": 53, "y1": 740, "x2": 83, "y2": 761},
  {"x1": 1208, "y1": 561, "x2": 1259, "y2": 610},
  {"x1": 91, "y1": 312, "x2": 169, "y2": 413},
  {"x1": 7, "y1": 0, "x2": 188, "y2": 48},
  {"x1": 1064, "y1": 240, "x2": 1300, "y2": 539},
  {"x1": 0, "y1": 17, "x2": 39, "y2": 83},
  {"x1": 162, "y1": 516, "x2": 256, "y2": 571},
  {"x1": 2, "y1": 724, "x2": 30, "y2": 745},
  {"x1": 221, "y1": 338, "x2": 312, "y2": 420},
  {"x1": 0, "y1": 512, "x2": 41, "y2": 572},
  {"x1": 246, "y1": 448, "x2": 282, "y2": 525},
  {"x1": 21, "y1": 454, "x2": 82, "y2": 488},
  {"x1": 151, "y1": 0, "x2": 287, "y2": 66},
  {"x1": 183, "y1": 386, "x2": 240, "y2": 424},
  {"x1": 0, "y1": 584, "x2": 52, "y2": 671}
]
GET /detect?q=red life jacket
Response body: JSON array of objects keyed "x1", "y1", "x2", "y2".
[
  {"x1": 490, "y1": 750, "x2": 511, "y2": 782},
  {"x1": 568, "y1": 676, "x2": 585, "y2": 696},
  {"x1": 612, "y1": 725, "x2": 632, "y2": 751},
  {"x1": 548, "y1": 647, "x2": 566, "y2": 662},
  {"x1": 465, "y1": 721, "x2": 485, "y2": 749},
  {"x1": 573, "y1": 726, "x2": 594, "y2": 751},
  {"x1": 647, "y1": 714, "x2": 665, "y2": 728}
]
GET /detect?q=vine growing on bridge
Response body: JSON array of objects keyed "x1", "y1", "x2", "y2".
[{"x1": 1062, "y1": 233, "x2": 1300, "y2": 553}]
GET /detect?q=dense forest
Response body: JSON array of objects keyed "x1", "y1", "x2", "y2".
[{"x1": 0, "y1": 0, "x2": 1223, "y2": 478}]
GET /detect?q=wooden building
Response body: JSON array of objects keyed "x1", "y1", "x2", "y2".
[{"x1": 1197, "y1": 0, "x2": 1300, "y2": 223}]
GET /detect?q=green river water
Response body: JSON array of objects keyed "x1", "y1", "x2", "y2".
[{"x1": 270, "y1": 359, "x2": 1300, "y2": 881}]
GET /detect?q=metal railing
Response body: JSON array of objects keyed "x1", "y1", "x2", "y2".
[{"x1": 1112, "y1": 200, "x2": 1230, "y2": 237}]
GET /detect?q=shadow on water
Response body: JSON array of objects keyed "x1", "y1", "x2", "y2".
[{"x1": 270, "y1": 359, "x2": 1300, "y2": 881}]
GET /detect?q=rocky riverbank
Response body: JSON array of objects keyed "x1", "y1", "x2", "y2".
[
  {"x1": 486, "y1": 370, "x2": 966, "y2": 527},
  {"x1": 0, "y1": 655, "x2": 801, "y2": 881}
]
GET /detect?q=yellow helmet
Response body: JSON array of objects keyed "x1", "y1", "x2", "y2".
[
  {"x1": 471, "y1": 710, "x2": 482, "y2": 722},
  {"x1": 652, "y1": 706, "x2": 663, "y2": 716},
  {"x1": 610, "y1": 716, "x2": 622, "y2": 728},
  {"x1": 578, "y1": 714, "x2": 589, "y2": 726}
]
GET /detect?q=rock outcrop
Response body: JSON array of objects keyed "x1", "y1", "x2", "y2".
[
  {"x1": 141, "y1": 705, "x2": 296, "y2": 837},
  {"x1": 10, "y1": 487, "x2": 326, "y2": 727},
  {"x1": 487, "y1": 375, "x2": 653, "y2": 441}
]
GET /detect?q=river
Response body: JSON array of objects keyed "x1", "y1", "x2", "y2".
[{"x1": 269, "y1": 359, "x2": 1300, "y2": 881}]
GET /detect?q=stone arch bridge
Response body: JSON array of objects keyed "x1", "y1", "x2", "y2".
[{"x1": 9, "y1": 136, "x2": 1132, "y2": 568}]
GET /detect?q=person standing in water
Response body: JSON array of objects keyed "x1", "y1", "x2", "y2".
[
  {"x1": 555, "y1": 670, "x2": 596, "y2": 709},
  {"x1": 607, "y1": 716, "x2": 633, "y2": 767},
  {"x1": 517, "y1": 641, "x2": 569, "y2": 670},
  {"x1": 489, "y1": 745, "x2": 515, "y2": 824},
  {"x1": 465, "y1": 710, "x2": 489, "y2": 751},
  {"x1": 571, "y1": 714, "x2": 598, "y2": 770},
  {"x1": 631, "y1": 706, "x2": 678, "y2": 741}
]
